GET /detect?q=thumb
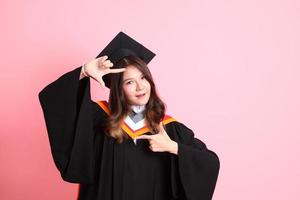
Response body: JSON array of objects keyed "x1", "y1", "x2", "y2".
[
  {"x1": 99, "y1": 79, "x2": 106, "y2": 88},
  {"x1": 93, "y1": 75, "x2": 106, "y2": 88},
  {"x1": 135, "y1": 135, "x2": 152, "y2": 140},
  {"x1": 158, "y1": 122, "x2": 167, "y2": 134}
]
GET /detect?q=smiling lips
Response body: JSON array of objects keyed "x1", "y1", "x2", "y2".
[{"x1": 136, "y1": 93, "x2": 146, "y2": 98}]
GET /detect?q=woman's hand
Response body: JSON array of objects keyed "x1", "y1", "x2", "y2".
[
  {"x1": 135, "y1": 122, "x2": 178, "y2": 155},
  {"x1": 81, "y1": 55, "x2": 126, "y2": 87}
]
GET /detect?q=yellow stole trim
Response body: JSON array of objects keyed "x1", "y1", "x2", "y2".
[{"x1": 96, "y1": 100, "x2": 176, "y2": 139}]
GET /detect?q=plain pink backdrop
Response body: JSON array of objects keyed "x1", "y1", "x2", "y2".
[{"x1": 1, "y1": 0, "x2": 300, "y2": 199}]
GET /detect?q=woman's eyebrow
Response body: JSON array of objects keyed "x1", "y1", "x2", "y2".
[{"x1": 123, "y1": 74, "x2": 143, "y2": 82}]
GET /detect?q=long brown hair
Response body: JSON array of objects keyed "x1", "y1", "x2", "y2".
[{"x1": 104, "y1": 56, "x2": 165, "y2": 143}]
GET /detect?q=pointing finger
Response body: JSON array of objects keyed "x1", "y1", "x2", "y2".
[
  {"x1": 135, "y1": 135, "x2": 152, "y2": 140},
  {"x1": 109, "y1": 68, "x2": 126, "y2": 73}
]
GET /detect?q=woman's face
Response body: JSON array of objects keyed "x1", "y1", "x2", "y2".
[{"x1": 122, "y1": 65, "x2": 151, "y2": 106}]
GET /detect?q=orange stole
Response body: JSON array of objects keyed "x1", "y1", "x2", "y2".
[{"x1": 96, "y1": 101, "x2": 176, "y2": 139}]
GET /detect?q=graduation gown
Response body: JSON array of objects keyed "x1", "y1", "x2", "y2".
[{"x1": 38, "y1": 66, "x2": 220, "y2": 200}]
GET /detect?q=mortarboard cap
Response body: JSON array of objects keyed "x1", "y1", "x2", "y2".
[{"x1": 96, "y1": 31, "x2": 155, "y2": 88}]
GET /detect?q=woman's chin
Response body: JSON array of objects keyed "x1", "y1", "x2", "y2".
[
  {"x1": 130, "y1": 97, "x2": 149, "y2": 106},
  {"x1": 133, "y1": 100, "x2": 148, "y2": 106}
]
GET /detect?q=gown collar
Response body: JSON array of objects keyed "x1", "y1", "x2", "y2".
[
  {"x1": 127, "y1": 105, "x2": 145, "y2": 145},
  {"x1": 96, "y1": 101, "x2": 176, "y2": 140}
]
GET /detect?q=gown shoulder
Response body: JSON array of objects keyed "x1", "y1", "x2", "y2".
[{"x1": 39, "y1": 66, "x2": 108, "y2": 184}]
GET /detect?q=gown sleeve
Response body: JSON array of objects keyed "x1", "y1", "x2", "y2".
[
  {"x1": 38, "y1": 66, "x2": 107, "y2": 184},
  {"x1": 169, "y1": 121, "x2": 220, "y2": 200}
]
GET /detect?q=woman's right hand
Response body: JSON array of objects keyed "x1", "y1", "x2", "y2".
[{"x1": 81, "y1": 55, "x2": 126, "y2": 87}]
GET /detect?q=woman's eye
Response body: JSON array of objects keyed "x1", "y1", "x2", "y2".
[
  {"x1": 126, "y1": 81, "x2": 133, "y2": 85},
  {"x1": 141, "y1": 76, "x2": 146, "y2": 80}
]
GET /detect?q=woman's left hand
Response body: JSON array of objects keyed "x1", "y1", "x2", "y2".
[{"x1": 135, "y1": 122, "x2": 178, "y2": 155}]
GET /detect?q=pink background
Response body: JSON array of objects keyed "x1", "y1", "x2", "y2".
[{"x1": 1, "y1": 0, "x2": 300, "y2": 199}]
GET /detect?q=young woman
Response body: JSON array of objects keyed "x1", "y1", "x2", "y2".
[{"x1": 39, "y1": 32, "x2": 220, "y2": 200}]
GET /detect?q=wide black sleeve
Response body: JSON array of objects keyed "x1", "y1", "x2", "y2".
[
  {"x1": 38, "y1": 66, "x2": 107, "y2": 184},
  {"x1": 169, "y1": 122, "x2": 220, "y2": 200}
]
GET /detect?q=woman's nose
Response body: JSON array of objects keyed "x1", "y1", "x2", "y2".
[{"x1": 136, "y1": 80, "x2": 144, "y2": 91}]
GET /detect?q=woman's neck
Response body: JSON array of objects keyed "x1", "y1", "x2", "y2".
[{"x1": 130, "y1": 104, "x2": 146, "y2": 114}]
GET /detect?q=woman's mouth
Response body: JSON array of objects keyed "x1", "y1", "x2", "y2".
[{"x1": 136, "y1": 93, "x2": 146, "y2": 98}]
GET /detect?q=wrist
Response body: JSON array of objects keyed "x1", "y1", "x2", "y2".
[{"x1": 81, "y1": 64, "x2": 89, "y2": 77}]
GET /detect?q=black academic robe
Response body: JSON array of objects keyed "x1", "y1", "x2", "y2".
[{"x1": 38, "y1": 66, "x2": 220, "y2": 200}]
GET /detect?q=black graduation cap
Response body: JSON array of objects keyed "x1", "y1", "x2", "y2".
[{"x1": 96, "y1": 31, "x2": 155, "y2": 88}]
